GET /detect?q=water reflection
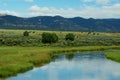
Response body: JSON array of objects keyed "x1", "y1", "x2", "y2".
[
  {"x1": 65, "y1": 54, "x2": 74, "y2": 61},
  {"x1": 7, "y1": 52, "x2": 120, "y2": 80}
]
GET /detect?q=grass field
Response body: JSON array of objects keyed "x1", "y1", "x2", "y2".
[
  {"x1": 1, "y1": 29, "x2": 120, "y2": 37},
  {"x1": 1, "y1": 29, "x2": 120, "y2": 79},
  {"x1": 0, "y1": 46, "x2": 120, "y2": 79},
  {"x1": 1, "y1": 29, "x2": 120, "y2": 47}
]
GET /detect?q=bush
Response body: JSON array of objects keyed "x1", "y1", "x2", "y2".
[
  {"x1": 23, "y1": 31, "x2": 29, "y2": 37},
  {"x1": 42, "y1": 32, "x2": 58, "y2": 43},
  {"x1": 51, "y1": 33, "x2": 58, "y2": 43},
  {"x1": 65, "y1": 33, "x2": 75, "y2": 41}
]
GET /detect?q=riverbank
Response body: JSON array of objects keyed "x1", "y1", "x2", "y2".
[
  {"x1": 105, "y1": 52, "x2": 120, "y2": 63},
  {"x1": 0, "y1": 46, "x2": 120, "y2": 79}
]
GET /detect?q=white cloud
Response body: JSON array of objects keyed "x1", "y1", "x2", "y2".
[
  {"x1": 96, "y1": 0, "x2": 110, "y2": 5},
  {"x1": 83, "y1": 0, "x2": 110, "y2": 5},
  {"x1": 28, "y1": 4, "x2": 120, "y2": 18},
  {"x1": 29, "y1": 5, "x2": 41, "y2": 12},
  {"x1": 78, "y1": 3, "x2": 120, "y2": 18},
  {"x1": 24, "y1": 0, "x2": 33, "y2": 2},
  {"x1": 1, "y1": 3, "x2": 120, "y2": 18},
  {"x1": 0, "y1": 10, "x2": 19, "y2": 16}
]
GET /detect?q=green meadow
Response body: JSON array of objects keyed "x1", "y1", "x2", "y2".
[{"x1": 0, "y1": 29, "x2": 120, "y2": 79}]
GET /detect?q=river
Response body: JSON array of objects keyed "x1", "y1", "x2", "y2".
[{"x1": 7, "y1": 52, "x2": 120, "y2": 80}]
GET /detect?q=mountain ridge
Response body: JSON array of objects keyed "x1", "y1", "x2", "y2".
[{"x1": 0, "y1": 15, "x2": 120, "y2": 32}]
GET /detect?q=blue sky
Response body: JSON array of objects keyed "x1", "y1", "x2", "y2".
[{"x1": 0, "y1": 0, "x2": 120, "y2": 18}]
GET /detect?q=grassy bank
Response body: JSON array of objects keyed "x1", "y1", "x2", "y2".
[
  {"x1": 0, "y1": 47, "x2": 51, "y2": 78},
  {"x1": 0, "y1": 46, "x2": 120, "y2": 79},
  {"x1": 105, "y1": 52, "x2": 120, "y2": 62}
]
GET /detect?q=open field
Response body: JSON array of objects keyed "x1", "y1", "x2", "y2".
[
  {"x1": 1, "y1": 29, "x2": 120, "y2": 37},
  {"x1": 0, "y1": 29, "x2": 120, "y2": 46},
  {"x1": 0, "y1": 46, "x2": 120, "y2": 79}
]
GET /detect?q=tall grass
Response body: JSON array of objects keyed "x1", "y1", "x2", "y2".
[{"x1": 0, "y1": 47, "x2": 51, "y2": 78}]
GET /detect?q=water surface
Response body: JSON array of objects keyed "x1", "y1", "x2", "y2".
[{"x1": 7, "y1": 52, "x2": 120, "y2": 80}]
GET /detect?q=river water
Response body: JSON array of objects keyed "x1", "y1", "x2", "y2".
[{"x1": 7, "y1": 52, "x2": 120, "y2": 80}]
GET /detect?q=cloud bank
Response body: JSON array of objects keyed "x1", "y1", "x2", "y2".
[
  {"x1": 28, "y1": 4, "x2": 120, "y2": 18},
  {"x1": 0, "y1": 0, "x2": 120, "y2": 18}
]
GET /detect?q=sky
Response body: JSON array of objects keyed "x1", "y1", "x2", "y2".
[{"x1": 0, "y1": 0, "x2": 120, "y2": 18}]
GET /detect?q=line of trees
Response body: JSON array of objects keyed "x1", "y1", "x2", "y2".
[{"x1": 22, "y1": 31, "x2": 75, "y2": 44}]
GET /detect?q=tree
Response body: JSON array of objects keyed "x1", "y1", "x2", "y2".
[
  {"x1": 42, "y1": 32, "x2": 58, "y2": 43},
  {"x1": 51, "y1": 33, "x2": 58, "y2": 43},
  {"x1": 87, "y1": 32, "x2": 92, "y2": 35},
  {"x1": 65, "y1": 33, "x2": 75, "y2": 41},
  {"x1": 23, "y1": 31, "x2": 29, "y2": 37}
]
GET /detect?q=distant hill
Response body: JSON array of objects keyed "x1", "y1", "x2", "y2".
[{"x1": 0, "y1": 15, "x2": 120, "y2": 32}]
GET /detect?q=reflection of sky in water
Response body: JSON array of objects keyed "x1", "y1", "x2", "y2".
[{"x1": 7, "y1": 52, "x2": 120, "y2": 80}]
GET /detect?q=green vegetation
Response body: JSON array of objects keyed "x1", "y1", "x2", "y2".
[
  {"x1": 23, "y1": 31, "x2": 29, "y2": 37},
  {"x1": 42, "y1": 32, "x2": 58, "y2": 43},
  {"x1": 1, "y1": 29, "x2": 120, "y2": 79},
  {"x1": 0, "y1": 29, "x2": 120, "y2": 46},
  {"x1": 105, "y1": 52, "x2": 120, "y2": 62},
  {"x1": 0, "y1": 46, "x2": 120, "y2": 79},
  {"x1": 0, "y1": 47, "x2": 51, "y2": 78},
  {"x1": 65, "y1": 33, "x2": 75, "y2": 41}
]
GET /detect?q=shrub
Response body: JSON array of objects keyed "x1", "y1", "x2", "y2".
[
  {"x1": 65, "y1": 33, "x2": 75, "y2": 41},
  {"x1": 42, "y1": 32, "x2": 58, "y2": 43},
  {"x1": 87, "y1": 32, "x2": 92, "y2": 35},
  {"x1": 23, "y1": 31, "x2": 29, "y2": 37},
  {"x1": 51, "y1": 33, "x2": 58, "y2": 43}
]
